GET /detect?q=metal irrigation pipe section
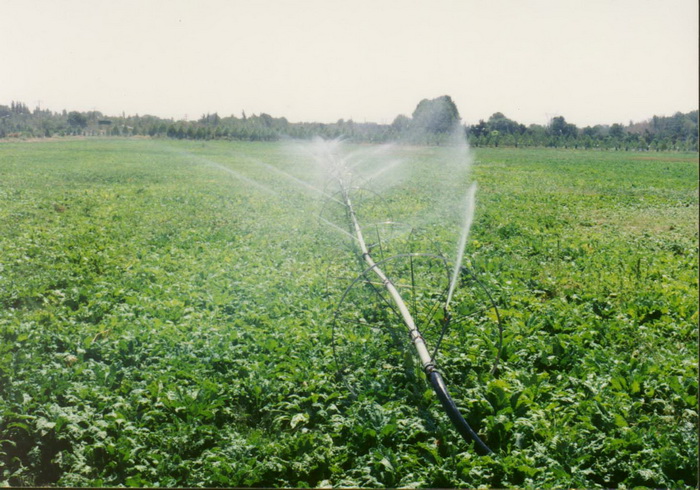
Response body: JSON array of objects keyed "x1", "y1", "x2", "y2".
[{"x1": 339, "y1": 183, "x2": 493, "y2": 455}]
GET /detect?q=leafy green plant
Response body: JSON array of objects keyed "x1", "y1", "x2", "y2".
[{"x1": 0, "y1": 140, "x2": 697, "y2": 487}]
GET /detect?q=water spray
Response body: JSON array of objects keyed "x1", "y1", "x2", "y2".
[
  {"x1": 446, "y1": 182, "x2": 478, "y2": 307},
  {"x1": 322, "y1": 141, "x2": 495, "y2": 455},
  {"x1": 195, "y1": 138, "x2": 500, "y2": 454}
]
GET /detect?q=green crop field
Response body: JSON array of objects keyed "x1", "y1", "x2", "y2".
[{"x1": 0, "y1": 138, "x2": 697, "y2": 487}]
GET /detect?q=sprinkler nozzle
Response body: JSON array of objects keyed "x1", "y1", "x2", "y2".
[{"x1": 442, "y1": 306, "x2": 451, "y2": 326}]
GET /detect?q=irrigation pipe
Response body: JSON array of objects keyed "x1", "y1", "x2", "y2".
[{"x1": 340, "y1": 184, "x2": 493, "y2": 455}]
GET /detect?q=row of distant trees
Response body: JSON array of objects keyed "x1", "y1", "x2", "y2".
[
  {"x1": 1, "y1": 98, "x2": 697, "y2": 151},
  {"x1": 467, "y1": 110, "x2": 698, "y2": 151}
]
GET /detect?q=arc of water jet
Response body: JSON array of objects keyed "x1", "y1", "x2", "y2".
[
  {"x1": 171, "y1": 148, "x2": 281, "y2": 197},
  {"x1": 446, "y1": 182, "x2": 478, "y2": 308},
  {"x1": 245, "y1": 157, "x2": 344, "y2": 205},
  {"x1": 318, "y1": 216, "x2": 359, "y2": 241},
  {"x1": 174, "y1": 146, "x2": 363, "y2": 242},
  {"x1": 365, "y1": 158, "x2": 404, "y2": 183}
]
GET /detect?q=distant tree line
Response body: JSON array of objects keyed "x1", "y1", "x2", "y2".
[
  {"x1": 466, "y1": 111, "x2": 698, "y2": 151},
  {"x1": 1, "y1": 98, "x2": 697, "y2": 151}
]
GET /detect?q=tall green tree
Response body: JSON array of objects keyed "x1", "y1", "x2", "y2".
[
  {"x1": 411, "y1": 95, "x2": 460, "y2": 134},
  {"x1": 487, "y1": 112, "x2": 525, "y2": 135},
  {"x1": 549, "y1": 116, "x2": 578, "y2": 138},
  {"x1": 67, "y1": 111, "x2": 87, "y2": 129}
]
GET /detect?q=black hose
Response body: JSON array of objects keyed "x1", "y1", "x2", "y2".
[{"x1": 428, "y1": 369, "x2": 493, "y2": 455}]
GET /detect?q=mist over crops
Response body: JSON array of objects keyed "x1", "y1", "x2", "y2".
[{"x1": 0, "y1": 139, "x2": 697, "y2": 487}]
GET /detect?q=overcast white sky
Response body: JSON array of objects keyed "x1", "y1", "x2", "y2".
[{"x1": 1, "y1": 0, "x2": 697, "y2": 126}]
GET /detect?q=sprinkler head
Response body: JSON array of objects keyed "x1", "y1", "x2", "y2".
[{"x1": 442, "y1": 306, "x2": 451, "y2": 326}]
